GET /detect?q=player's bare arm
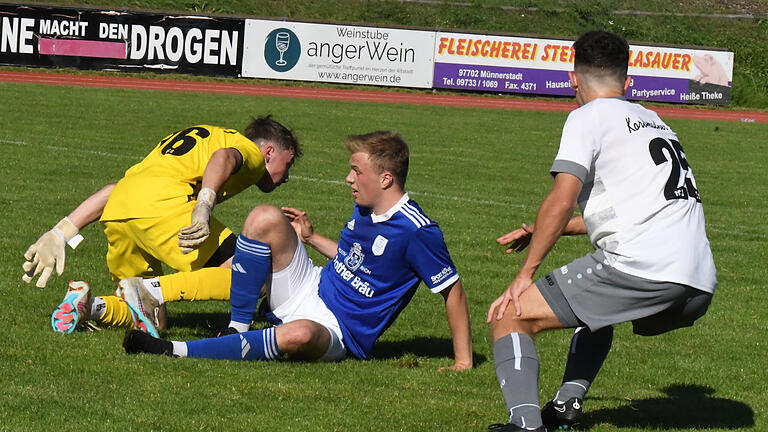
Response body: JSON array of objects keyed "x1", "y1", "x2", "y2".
[
  {"x1": 497, "y1": 223, "x2": 534, "y2": 254},
  {"x1": 178, "y1": 148, "x2": 243, "y2": 253},
  {"x1": 281, "y1": 207, "x2": 338, "y2": 259},
  {"x1": 67, "y1": 183, "x2": 116, "y2": 228},
  {"x1": 563, "y1": 215, "x2": 586, "y2": 235},
  {"x1": 22, "y1": 183, "x2": 115, "y2": 287},
  {"x1": 488, "y1": 173, "x2": 582, "y2": 320},
  {"x1": 441, "y1": 279, "x2": 473, "y2": 371},
  {"x1": 200, "y1": 147, "x2": 243, "y2": 192},
  {"x1": 497, "y1": 216, "x2": 587, "y2": 254}
]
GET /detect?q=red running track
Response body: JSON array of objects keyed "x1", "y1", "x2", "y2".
[{"x1": 2, "y1": 70, "x2": 766, "y2": 123}]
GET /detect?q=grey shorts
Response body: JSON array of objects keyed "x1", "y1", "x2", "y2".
[{"x1": 536, "y1": 250, "x2": 712, "y2": 335}]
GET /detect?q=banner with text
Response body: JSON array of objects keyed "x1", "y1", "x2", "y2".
[
  {"x1": 241, "y1": 19, "x2": 434, "y2": 88},
  {"x1": 433, "y1": 31, "x2": 733, "y2": 105},
  {"x1": 0, "y1": 4, "x2": 243, "y2": 75},
  {"x1": 0, "y1": 4, "x2": 734, "y2": 105}
]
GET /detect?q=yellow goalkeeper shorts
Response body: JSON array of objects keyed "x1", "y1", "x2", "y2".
[{"x1": 101, "y1": 203, "x2": 233, "y2": 280}]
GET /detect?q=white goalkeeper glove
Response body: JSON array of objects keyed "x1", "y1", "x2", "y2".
[
  {"x1": 23, "y1": 217, "x2": 83, "y2": 288},
  {"x1": 178, "y1": 187, "x2": 217, "y2": 254}
]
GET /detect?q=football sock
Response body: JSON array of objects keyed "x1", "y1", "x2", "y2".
[
  {"x1": 554, "y1": 325, "x2": 614, "y2": 402},
  {"x1": 123, "y1": 330, "x2": 173, "y2": 356},
  {"x1": 494, "y1": 332, "x2": 543, "y2": 430},
  {"x1": 228, "y1": 321, "x2": 250, "y2": 333},
  {"x1": 171, "y1": 341, "x2": 188, "y2": 357},
  {"x1": 229, "y1": 235, "x2": 271, "y2": 328},
  {"x1": 92, "y1": 295, "x2": 134, "y2": 328},
  {"x1": 89, "y1": 296, "x2": 106, "y2": 320},
  {"x1": 141, "y1": 277, "x2": 164, "y2": 304},
  {"x1": 158, "y1": 267, "x2": 231, "y2": 302},
  {"x1": 184, "y1": 327, "x2": 283, "y2": 361},
  {"x1": 90, "y1": 266, "x2": 234, "y2": 329}
]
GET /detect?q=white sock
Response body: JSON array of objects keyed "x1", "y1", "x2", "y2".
[
  {"x1": 171, "y1": 341, "x2": 188, "y2": 357},
  {"x1": 90, "y1": 297, "x2": 106, "y2": 320},
  {"x1": 228, "y1": 321, "x2": 250, "y2": 332},
  {"x1": 142, "y1": 277, "x2": 164, "y2": 304}
]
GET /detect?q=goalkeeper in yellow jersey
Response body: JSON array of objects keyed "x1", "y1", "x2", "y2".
[{"x1": 22, "y1": 116, "x2": 301, "y2": 335}]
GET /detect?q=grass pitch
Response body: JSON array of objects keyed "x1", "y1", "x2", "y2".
[{"x1": 0, "y1": 80, "x2": 766, "y2": 431}]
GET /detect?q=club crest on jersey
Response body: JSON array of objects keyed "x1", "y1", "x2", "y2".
[
  {"x1": 344, "y1": 242, "x2": 364, "y2": 272},
  {"x1": 372, "y1": 235, "x2": 388, "y2": 256}
]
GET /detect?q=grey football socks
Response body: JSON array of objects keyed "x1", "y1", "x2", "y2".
[
  {"x1": 554, "y1": 325, "x2": 614, "y2": 402},
  {"x1": 493, "y1": 332, "x2": 543, "y2": 430}
]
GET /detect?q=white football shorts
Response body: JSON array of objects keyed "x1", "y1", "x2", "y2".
[{"x1": 266, "y1": 236, "x2": 346, "y2": 362}]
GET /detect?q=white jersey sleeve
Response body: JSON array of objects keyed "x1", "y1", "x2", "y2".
[{"x1": 551, "y1": 108, "x2": 599, "y2": 183}]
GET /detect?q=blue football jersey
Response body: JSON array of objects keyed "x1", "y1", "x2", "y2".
[{"x1": 318, "y1": 193, "x2": 459, "y2": 359}]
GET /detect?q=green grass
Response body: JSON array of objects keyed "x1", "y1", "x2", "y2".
[
  {"x1": 22, "y1": 0, "x2": 768, "y2": 109},
  {"x1": 1, "y1": 80, "x2": 766, "y2": 431}
]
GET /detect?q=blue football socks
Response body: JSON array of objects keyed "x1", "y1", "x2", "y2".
[
  {"x1": 184, "y1": 327, "x2": 283, "y2": 361},
  {"x1": 229, "y1": 234, "x2": 272, "y2": 329}
]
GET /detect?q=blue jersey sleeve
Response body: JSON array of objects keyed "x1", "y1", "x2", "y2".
[{"x1": 405, "y1": 224, "x2": 459, "y2": 293}]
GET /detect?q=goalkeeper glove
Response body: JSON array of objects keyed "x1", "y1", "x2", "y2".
[
  {"x1": 178, "y1": 187, "x2": 217, "y2": 254},
  {"x1": 23, "y1": 217, "x2": 83, "y2": 288}
]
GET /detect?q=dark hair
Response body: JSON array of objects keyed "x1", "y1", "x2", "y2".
[
  {"x1": 573, "y1": 30, "x2": 629, "y2": 82},
  {"x1": 345, "y1": 131, "x2": 409, "y2": 189},
  {"x1": 244, "y1": 115, "x2": 302, "y2": 159}
]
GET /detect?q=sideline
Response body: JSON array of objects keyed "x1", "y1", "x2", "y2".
[{"x1": 1, "y1": 70, "x2": 766, "y2": 123}]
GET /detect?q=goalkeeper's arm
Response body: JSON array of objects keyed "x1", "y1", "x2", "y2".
[
  {"x1": 22, "y1": 184, "x2": 115, "y2": 288},
  {"x1": 178, "y1": 148, "x2": 243, "y2": 254}
]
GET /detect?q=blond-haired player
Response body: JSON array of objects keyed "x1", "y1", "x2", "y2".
[{"x1": 123, "y1": 131, "x2": 472, "y2": 371}]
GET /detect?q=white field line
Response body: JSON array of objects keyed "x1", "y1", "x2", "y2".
[
  {"x1": 6, "y1": 139, "x2": 764, "y2": 238},
  {"x1": 3, "y1": 138, "x2": 141, "y2": 160},
  {"x1": 707, "y1": 227, "x2": 768, "y2": 240},
  {"x1": 5, "y1": 138, "x2": 515, "y2": 207},
  {"x1": 44, "y1": 144, "x2": 143, "y2": 160},
  {"x1": 291, "y1": 175, "x2": 521, "y2": 208},
  {"x1": 0, "y1": 138, "x2": 26, "y2": 145}
]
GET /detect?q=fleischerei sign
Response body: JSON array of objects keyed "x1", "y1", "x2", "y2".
[{"x1": 433, "y1": 31, "x2": 733, "y2": 105}]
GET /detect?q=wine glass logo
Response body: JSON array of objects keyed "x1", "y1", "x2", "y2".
[
  {"x1": 275, "y1": 32, "x2": 290, "y2": 66},
  {"x1": 265, "y1": 28, "x2": 300, "y2": 72}
]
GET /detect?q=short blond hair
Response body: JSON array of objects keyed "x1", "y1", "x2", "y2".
[{"x1": 345, "y1": 131, "x2": 409, "y2": 189}]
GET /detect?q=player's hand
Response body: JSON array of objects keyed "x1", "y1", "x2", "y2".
[
  {"x1": 178, "y1": 188, "x2": 216, "y2": 254},
  {"x1": 22, "y1": 217, "x2": 79, "y2": 288},
  {"x1": 487, "y1": 274, "x2": 533, "y2": 322},
  {"x1": 282, "y1": 207, "x2": 314, "y2": 243},
  {"x1": 497, "y1": 223, "x2": 534, "y2": 254},
  {"x1": 22, "y1": 230, "x2": 65, "y2": 288}
]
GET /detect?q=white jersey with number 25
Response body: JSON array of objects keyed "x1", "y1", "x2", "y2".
[{"x1": 551, "y1": 97, "x2": 716, "y2": 293}]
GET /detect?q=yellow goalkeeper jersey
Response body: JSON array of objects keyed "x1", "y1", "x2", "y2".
[{"x1": 102, "y1": 125, "x2": 266, "y2": 221}]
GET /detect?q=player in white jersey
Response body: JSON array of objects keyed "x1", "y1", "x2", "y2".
[
  {"x1": 487, "y1": 31, "x2": 716, "y2": 432},
  {"x1": 123, "y1": 131, "x2": 473, "y2": 371}
]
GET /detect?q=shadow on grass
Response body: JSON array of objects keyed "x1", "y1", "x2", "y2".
[
  {"x1": 373, "y1": 337, "x2": 487, "y2": 366},
  {"x1": 586, "y1": 384, "x2": 753, "y2": 430},
  {"x1": 167, "y1": 312, "x2": 231, "y2": 335}
]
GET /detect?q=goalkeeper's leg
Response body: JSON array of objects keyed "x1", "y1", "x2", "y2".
[
  {"x1": 94, "y1": 215, "x2": 235, "y2": 330},
  {"x1": 157, "y1": 267, "x2": 232, "y2": 302},
  {"x1": 93, "y1": 267, "x2": 232, "y2": 329}
]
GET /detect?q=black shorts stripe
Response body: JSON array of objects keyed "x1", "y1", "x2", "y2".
[{"x1": 204, "y1": 233, "x2": 237, "y2": 267}]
